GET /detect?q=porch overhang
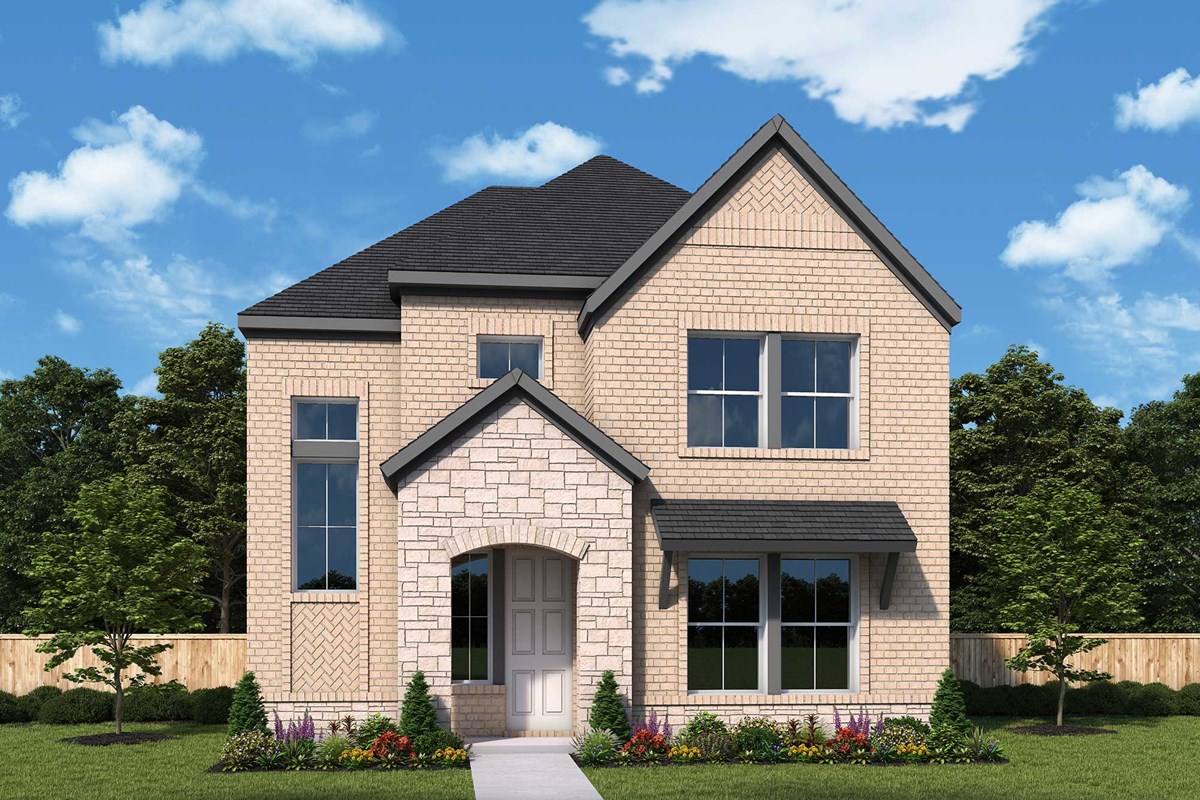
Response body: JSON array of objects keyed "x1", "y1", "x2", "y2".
[{"x1": 651, "y1": 499, "x2": 917, "y2": 610}]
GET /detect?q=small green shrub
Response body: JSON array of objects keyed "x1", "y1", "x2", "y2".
[
  {"x1": 227, "y1": 672, "x2": 269, "y2": 737},
  {"x1": 411, "y1": 728, "x2": 465, "y2": 755},
  {"x1": 0, "y1": 691, "x2": 30, "y2": 724},
  {"x1": 686, "y1": 730, "x2": 734, "y2": 762},
  {"x1": 929, "y1": 668, "x2": 970, "y2": 735},
  {"x1": 872, "y1": 722, "x2": 928, "y2": 749},
  {"x1": 399, "y1": 670, "x2": 438, "y2": 738},
  {"x1": 731, "y1": 716, "x2": 784, "y2": 752},
  {"x1": 1128, "y1": 683, "x2": 1178, "y2": 716},
  {"x1": 15, "y1": 686, "x2": 62, "y2": 720},
  {"x1": 1011, "y1": 682, "x2": 1055, "y2": 717},
  {"x1": 220, "y1": 730, "x2": 278, "y2": 772},
  {"x1": 316, "y1": 734, "x2": 350, "y2": 768},
  {"x1": 38, "y1": 688, "x2": 115, "y2": 724},
  {"x1": 588, "y1": 670, "x2": 630, "y2": 741},
  {"x1": 190, "y1": 686, "x2": 235, "y2": 724},
  {"x1": 124, "y1": 681, "x2": 192, "y2": 722},
  {"x1": 572, "y1": 728, "x2": 621, "y2": 766},
  {"x1": 1176, "y1": 683, "x2": 1200, "y2": 716},
  {"x1": 1071, "y1": 680, "x2": 1128, "y2": 715},
  {"x1": 883, "y1": 715, "x2": 931, "y2": 735},
  {"x1": 678, "y1": 710, "x2": 728, "y2": 741},
  {"x1": 355, "y1": 713, "x2": 398, "y2": 748}
]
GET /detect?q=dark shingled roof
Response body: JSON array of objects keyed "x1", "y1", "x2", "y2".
[
  {"x1": 651, "y1": 500, "x2": 918, "y2": 552},
  {"x1": 241, "y1": 156, "x2": 691, "y2": 319}
]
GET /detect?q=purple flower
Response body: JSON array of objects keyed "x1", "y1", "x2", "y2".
[
  {"x1": 662, "y1": 714, "x2": 672, "y2": 741},
  {"x1": 873, "y1": 714, "x2": 885, "y2": 735},
  {"x1": 273, "y1": 712, "x2": 283, "y2": 740},
  {"x1": 833, "y1": 708, "x2": 842, "y2": 731}
]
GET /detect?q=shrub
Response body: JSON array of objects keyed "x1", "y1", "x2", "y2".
[
  {"x1": 316, "y1": 734, "x2": 351, "y2": 767},
  {"x1": 929, "y1": 668, "x2": 970, "y2": 736},
  {"x1": 883, "y1": 715, "x2": 931, "y2": 735},
  {"x1": 124, "y1": 681, "x2": 192, "y2": 722},
  {"x1": 431, "y1": 747, "x2": 468, "y2": 767},
  {"x1": 622, "y1": 727, "x2": 669, "y2": 762},
  {"x1": 227, "y1": 672, "x2": 269, "y2": 737},
  {"x1": 38, "y1": 687, "x2": 115, "y2": 724},
  {"x1": 686, "y1": 730, "x2": 734, "y2": 762},
  {"x1": 871, "y1": 722, "x2": 927, "y2": 750},
  {"x1": 399, "y1": 670, "x2": 438, "y2": 738},
  {"x1": 220, "y1": 730, "x2": 278, "y2": 772},
  {"x1": 340, "y1": 747, "x2": 376, "y2": 768},
  {"x1": 784, "y1": 714, "x2": 827, "y2": 746},
  {"x1": 369, "y1": 730, "x2": 413, "y2": 760},
  {"x1": 1071, "y1": 680, "x2": 1129, "y2": 715},
  {"x1": 957, "y1": 679, "x2": 981, "y2": 713},
  {"x1": 1011, "y1": 682, "x2": 1055, "y2": 717},
  {"x1": 588, "y1": 670, "x2": 630, "y2": 741},
  {"x1": 411, "y1": 728, "x2": 465, "y2": 755},
  {"x1": 678, "y1": 710, "x2": 728, "y2": 741},
  {"x1": 16, "y1": 686, "x2": 62, "y2": 720},
  {"x1": 572, "y1": 728, "x2": 621, "y2": 766},
  {"x1": 190, "y1": 686, "x2": 235, "y2": 724},
  {"x1": 0, "y1": 691, "x2": 29, "y2": 724},
  {"x1": 731, "y1": 716, "x2": 784, "y2": 752},
  {"x1": 965, "y1": 684, "x2": 1012, "y2": 716},
  {"x1": 273, "y1": 711, "x2": 315, "y2": 742},
  {"x1": 1177, "y1": 683, "x2": 1200, "y2": 716},
  {"x1": 1128, "y1": 682, "x2": 1178, "y2": 716},
  {"x1": 279, "y1": 737, "x2": 316, "y2": 770},
  {"x1": 355, "y1": 712, "x2": 397, "y2": 748}
]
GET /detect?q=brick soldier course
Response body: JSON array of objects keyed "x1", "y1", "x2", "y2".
[{"x1": 239, "y1": 115, "x2": 960, "y2": 734}]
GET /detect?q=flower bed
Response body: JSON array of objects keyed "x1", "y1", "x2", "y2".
[{"x1": 573, "y1": 710, "x2": 1006, "y2": 768}]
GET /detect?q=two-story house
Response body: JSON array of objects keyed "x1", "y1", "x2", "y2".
[{"x1": 238, "y1": 115, "x2": 960, "y2": 737}]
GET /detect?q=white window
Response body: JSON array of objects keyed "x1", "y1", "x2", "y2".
[
  {"x1": 293, "y1": 400, "x2": 358, "y2": 591},
  {"x1": 687, "y1": 336, "x2": 763, "y2": 447},
  {"x1": 478, "y1": 336, "x2": 543, "y2": 380},
  {"x1": 780, "y1": 338, "x2": 856, "y2": 449}
]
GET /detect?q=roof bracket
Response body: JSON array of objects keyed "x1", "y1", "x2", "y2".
[
  {"x1": 658, "y1": 550, "x2": 673, "y2": 610},
  {"x1": 879, "y1": 551, "x2": 900, "y2": 610}
]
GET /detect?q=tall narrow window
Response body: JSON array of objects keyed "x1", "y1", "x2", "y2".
[
  {"x1": 780, "y1": 339, "x2": 854, "y2": 449},
  {"x1": 293, "y1": 400, "x2": 358, "y2": 591},
  {"x1": 687, "y1": 336, "x2": 762, "y2": 447},
  {"x1": 451, "y1": 553, "x2": 489, "y2": 682},
  {"x1": 687, "y1": 558, "x2": 761, "y2": 691},
  {"x1": 478, "y1": 336, "x2": 542, "y2": 379},
  {"x1": 780, "y1": 558, "x2": 852, "y2": 690}
]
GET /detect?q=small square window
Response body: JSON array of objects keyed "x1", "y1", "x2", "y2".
[
  {"x1": 295, "y1": 401, "x2": 357, "y2": 440},
  {"x1": 477, "y1": 337, "x2": 543, "y2": 380}
]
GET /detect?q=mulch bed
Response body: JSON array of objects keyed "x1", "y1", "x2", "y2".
[
  {"x1": 1010, "y1": 724, "x2": 1117, "y2": 736},
  {"x1": 63, "y1": 732, "x2": 177, "y2": 746}
]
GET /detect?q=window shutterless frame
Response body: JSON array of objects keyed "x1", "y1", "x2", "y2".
[
  {"x1": 685, "y1": 554, "x2": 767, "y2": 695},
  {"x1": 291, "y1": 459, "x2": 359, "y2": 592},
  {"x1": 450, "y1": 550, "x2": 492, "y2": 684},
  {"x1": 779, "y1": 554, "x2": 859, "y2": 694},
  {"x1": 778, "y1": 334, "x2": 859, "y2": 450},
  {"x1": 292, "y1": 398, "x2": 360, "y2": 441},
  {"x1": 476, "y1": 335, "x2": 544, "y2": 380},
  {"x1": 291, "y1": 398, "x2": 359, "y2": 593},
  {"x1": 686, "y1": 333, "x2": 767, "y2": 448}
]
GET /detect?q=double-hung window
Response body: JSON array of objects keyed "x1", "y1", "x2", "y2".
[
  {"x1": 451, "y1": 552, "x2": 489, "y2": 682},
  {"x1": 293, "y1": 400, "x2": 358, "y2": 591},
  {"x1": 781, "y1": 558, "x2": 853, "y2": 690},
  {"x1": 687, "y1": 336, "x2": 763, "y2": 447},
  {"x1": 781, "y1": 339, "x2": 855, "y2": 449},
  {"x1": 687, "y1": 558, "x2": 762, "y2": 691},
  {"x1": 478, "y1": 336, "x2": 542, "y2": 380}
]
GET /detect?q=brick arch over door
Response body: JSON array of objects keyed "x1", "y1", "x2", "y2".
[{"x1": 442, "y1": 525, "x2": 590, "y2": 561}]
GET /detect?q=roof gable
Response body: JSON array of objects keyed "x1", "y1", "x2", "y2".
[
  {"x1": 578, "y1": 115, "x2": 962, "y2": 336},
  {"x1": 380, "y1": 369, "x2": 649, "y2": 487}
]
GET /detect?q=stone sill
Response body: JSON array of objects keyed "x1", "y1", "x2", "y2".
[
  {"x1": 290, "y1": 591, "x2": 360, "y2": 603},
  {"x1": 643, "y1": 692, "x2": 929, "y2": 706},
  {"x1": 452, "y1": 683, "x2": 505, "y2": 695},
  {"x1": 679, "y1": 446, "x2": 870, "y2": 462}
]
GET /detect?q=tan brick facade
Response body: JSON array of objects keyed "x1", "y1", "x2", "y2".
[{"x1": 244, "y1": 140, "x2": 950, "y2": 733}]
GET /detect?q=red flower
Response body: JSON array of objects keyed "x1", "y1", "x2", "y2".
[{"x1": 369, "y1": 731, "x2": 413, "y2": 759}]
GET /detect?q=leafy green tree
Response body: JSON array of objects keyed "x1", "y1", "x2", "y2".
[
  {"x1": 588, "y1": 669, "x2": 630, "y2": 740},
  {"x1": 949, "y1": 346, "x2": 1151, "y2": 631},
  {"x1": 0, "y1": 357, "x2": 123, "y2": 631},
  {"x1": 1125, "y1": 373, "x2": 1200, "y2": 631},
  {"x1": 23, "y1": 475, "x2": 209, "y2": 734},
  {"x1": 227, "y1": 671, "x2": 269, "y2": 737},
  {"x1": 117, "y1": 323, "x2": 247, "y2": 632},
  {"x1": 929, "y1": 668, "x2": 970, "y2": 736},
  {"x1": 399, "y1": 670, "x2": 439, "y2": 737},
  {"x1": 991, "y1": 481, "x2": 1142, "y2": 726}
]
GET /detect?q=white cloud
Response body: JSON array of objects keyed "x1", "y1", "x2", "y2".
[
  {"x1": 131, "y1": 373, "x2": 160, "y2": 395},
  {"x1": 1001, "y1": 165, "x2": 1190, "y2": 284},
  {"x1": 98, "y1": 0, "x2": 395, "y2": 68},
  {"x1": 1023, "y1": 340, "x2": 1049, "y2": 360},
  {"x1": 360, "y1": 144, "x2": 381, "y2": 158},
  {"x1": 583, "y1": 0, "x2": 1062, "y2": 130},
  {"x1": 1052, "y1": 292, "x2": 1176, "y2": 376},
  {"x1": 68, "y1": 253, "x2": 292, "y2": 340},
  {"x1": 435, "y1": 122, "x2": 603, "y2": 183},
  {"x1": 1134, "y1": 293, "x2": 1200, "y2": 332},
  {"x1": 6, "y1": 106, "x2": 203, "y2": 243},
  {"x1": 0, "y1": 292, "x2": 14, "y2": 307},
  {"x1": 603, "y1": 66, "x2": 630, "y2": 86},
  {"x1": 191, "y1": 183, "x2": 277, "y2": 227},
  {"x1": 54, "y1": 310, "x2": 83, "y2": 334},
  {"x1": 1115, "y1": 68, "x2": 1200, "y2": 132},
  {"x1": 304, "y1": 109, "x2": 377, "y2": 142},
  {"x1": 0, "y1": 94, "x2": 27, "y2": 129}
]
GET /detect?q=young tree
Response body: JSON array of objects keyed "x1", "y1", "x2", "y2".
[
  {"x1": 588, "y1": 670, "x2": 630, "y2": 740},
  {"x1": 23, "y1": 475, "x2": 209, "y2": 734},
  {"x1": 929, "y1": 668, "x2": 970, "y2": 736},
  {"x1": 990, "y1": 481, "x2": 1142, "y2": 726},
  {"x1": 117, "y1": 323, "x2": 247, "y2": 632},
  {"x1": 399, "y1": 670, "x2": 438, "y2": 737},
  {"x1": 227, "y1": 671, "x2": 269, "y2": 737},
  {"x1": 0, "y1": 357, "x2": 123, "y2": 630}
]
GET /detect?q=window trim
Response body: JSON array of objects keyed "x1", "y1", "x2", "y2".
[
  {"x1": 778, "y1": 334, "x2": 860, "y2": 451},
  {"x1": 685, "y1": 554, "x2": 767, "y2": 695},
  {"x1": 450, "y1": 550, "x2": 493, "y2": 685},
  {"x1": 779, "y1": 553, "x2": 860, "y2": 695},
  {"x1": 686, "y1": 333, "x2": 767, "y2": 448},
  {"x1": 476, "y1": 335, "x2": 544, "y2": 380}
]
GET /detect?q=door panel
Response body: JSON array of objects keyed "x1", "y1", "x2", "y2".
[{"x1": 506, "y1": 548, "x2": 573, "y2": 731}]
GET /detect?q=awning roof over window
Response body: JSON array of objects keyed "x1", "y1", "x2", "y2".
[{"x1": 650, "y1": 499, "x2": 918, "y2": 553}]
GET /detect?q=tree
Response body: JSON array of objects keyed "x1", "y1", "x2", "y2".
[
  {"x1": 929, "y1": 668, "x2": 970, "y2": 736},
  {"x1": 588, "y1": 669, "x2": 630, "y2": 740},
  {"x1": 399, "y1": 670, "x2": 438, "y2": 737},
  {"x1": 1125, "y1": 373, "x2": 1200, "y2": 631},
  {"x1": 0, "y1": 357, "x2": 123, "y2": 631},
  {"x1": 227, "y1": 671, "x2": 269, "y2": 737},
  {"x1": 949, "y1": 346, "x2": 1151, "y2": 631},
  {"x1": 117, "y1": 323, "x2": 247, "y2": 632},
  {"x1": 991, "y1": 481, "x2": 1142, "y2": 726},
  {"x1": 22, "y1": 475, "x2": 209, "y2": 734}
]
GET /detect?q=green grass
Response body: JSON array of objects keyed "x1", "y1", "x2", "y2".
[
  {"x1": 0, "y1": 722, "x2": 473, "y2": 800},
  {"x1": 584, "y1": 717, "x2": 1200, "y2": 800}
]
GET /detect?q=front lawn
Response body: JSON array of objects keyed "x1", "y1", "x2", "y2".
[
  {"x1": 0, "y1": 722, "x2": 474, "y2": 800},
  {"x1": 584, "y1": 717, "x2": 1200, "y2": 800}
]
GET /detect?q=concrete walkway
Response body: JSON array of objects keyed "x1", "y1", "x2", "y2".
[{"x1": 467, "y1": 737, "x2": 601, "y2": 800}]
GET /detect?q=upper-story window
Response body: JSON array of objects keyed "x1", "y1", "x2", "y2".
[
  {"x1": 687, "y1": 336, "x2": 763, "y2": 447},
  {"x1": 781, "y1": 339, "x2": 855, "y2": 449},
  {"x1": 478, "y1": 336, "x2": 543, "y2": 380},
  {"x1": 293, "y1": 399, "x2": 358, "y2": 591}
]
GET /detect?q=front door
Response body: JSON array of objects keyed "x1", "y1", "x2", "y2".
[{"x1": 506, "y1": 547, "x2": 573, "y2": 731}]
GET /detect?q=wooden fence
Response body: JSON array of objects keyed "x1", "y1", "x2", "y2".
[
  {"x1": 950, "y1": 633, "x2": 1200, "y2": 689},
  {"x1": 0, "y1": 634, "x2": 247, "y2": 695}
]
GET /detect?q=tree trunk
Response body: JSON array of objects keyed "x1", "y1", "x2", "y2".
[
  {"x1": 114, "y1": 668, "x2": 123, "y2": 736},
  {"x1": 219, "y1": 566, "x2": 232, "y2": 634},
  {"x1": 1056, "y1": 672, "x2": 1067, "y2": 727}
]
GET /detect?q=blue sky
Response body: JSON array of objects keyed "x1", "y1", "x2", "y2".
[{"x1": 1, "y1": 1, "x2": 1199, "y2": 412}]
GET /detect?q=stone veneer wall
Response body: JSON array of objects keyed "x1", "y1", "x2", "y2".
[{"x1": 450, "y1": 685, "x2": 507, "y2": 736}]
